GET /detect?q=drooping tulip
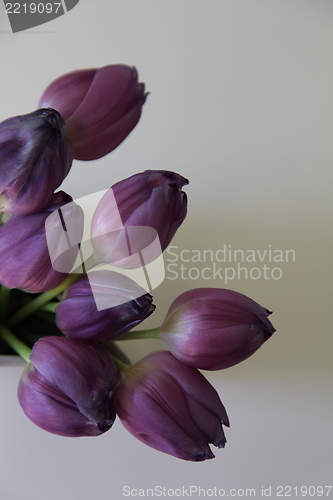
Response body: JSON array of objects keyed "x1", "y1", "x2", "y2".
[
  {"x1": 38, "y1": 64, "x2": 147, "y2": 160},
  {"x1": 0, "y1": 191, "x2": 83, "y2": 292},
  {"x1": 56, "y1": 270, "x2": 155, "y2": 342},
  {"x1": 18, "y1": 336, "x2": 120, "y2": 437},
  {"x1": 159, "y1": 288, "x2": 275, "y2": 370},
  {"x1": 115, "y1": 350, "x2": 229, "y2": 461},
  {"x1": 91, "y1": 170, "x2": 188, "y2": 269},
  {"x1": 0, "y1": 108, "x2": 73, "y2": 215}
]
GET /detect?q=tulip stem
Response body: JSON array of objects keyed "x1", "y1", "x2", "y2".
[
  {"x1": 40, "y1": 302, "x2": 58, "y2": 313},
  {"x1": 0, "y1": 325, "x2": 31, "y2": 362},
  {"x1": 111, "y1": 355, "x2": 130, "y2": 372},
  {"x1": 70, "y1": 253, "x2": 99, "y2": 275},
  {"x1": 117, "y1": 327, "x2": 161, "y2": 341},
  {"x1": 101, "y1": 341, "x2": 131, "y2": 366},
  {"x1": 6, "y1": 273, "x2": 82, "y2": 327},
  {"x1": 0, "y1": 285, "x2": 11, "y2": 319}
]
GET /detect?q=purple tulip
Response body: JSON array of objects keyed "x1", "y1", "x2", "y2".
[
  {"x1": 159, "y1": 288, "x2": 276, "y2": 370},
  {"x1": 91, "y1": 170, "x2": 188, "y2": 269},
  {"x1": 38, "y1": 64, "x2": 147, "y2": 160},
  {"x1": 115, "y1": 350, "x2": 229, "y2": 461},
  {"x1": 0, "y1": 191, "x2": 83, "y2": 292},
  {"x1": 0, "y1": 108, "x2": 73, "y2": 215},
  {"x1": 56, "y1": 270, "x2": 156, "y2": 342},
  {"x1": 18, "y1": 337, "x2": 120, "y2": 437}
]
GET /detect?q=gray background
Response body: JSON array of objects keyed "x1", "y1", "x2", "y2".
[{"x1": 0, "y1": 1, "x2": 332, "y2": 499}]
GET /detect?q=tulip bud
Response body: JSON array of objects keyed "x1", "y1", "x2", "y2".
[
  {"x1": 160, "y1": 288, "x2": 276, "y2": 370},
  {"x1": 0, "y1": 108, "x2": 73, "y2": 215},
  {"x1": 18, "y1": 337, "x2": 120, "y2": 437},
  {"x1": 115, "y1": 350, "x2": 229, "y2": 461},
  {"x1": 0, "y1": 191, "x2": 83, "y2": 293},
  {"x1": 38, "y1": 64, "x2": 147, "y2": 160},
  {"x1": 56, "y1": 270, "x2": 156, "y2": 342},
  {"x1": 91, "y1": 170, "x2": 188, "y2": 269}
]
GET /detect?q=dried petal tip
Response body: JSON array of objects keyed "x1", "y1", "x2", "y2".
[
  {"x1": 0, "y1": 108, "x2": 73, "y2": 215},
  {"x1": 195, "y1": 450, "x2": 215, "y2": 461}
]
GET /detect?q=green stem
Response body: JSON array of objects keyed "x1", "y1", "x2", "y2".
[
  {"x1": 0, "y1": 325, "x2": 31, "y2": 362},
  {"x1": 116, "y1": 327, "x2": 161, "y2": 341},
  {"x1": 69, "y1": 253, "x2": 98, "y2": 275},
  {"x1": 101, "y1": 341, "x2": 131, "y2": 366},
  {"x1": 7, "y1": 273, "x2": 82, "y2": 327},
  {"x1": 40, "y1": 302, "x2": 58, "y2": 313},
  {"x1": 80, "y1": 253, "x2": 99, "y2": 273},
  {"x1": 0, "y1": 286, "x2": 11, "y2": 319},
  {"x1": 112, "y1": 355, "x2": 130, "y2": 372}
]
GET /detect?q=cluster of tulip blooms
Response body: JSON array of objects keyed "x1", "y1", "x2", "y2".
[{"x1": 0, "y1": 64, "x2": 275, "y2": 461}]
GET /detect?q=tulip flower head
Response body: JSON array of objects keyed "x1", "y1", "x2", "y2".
[
  {"x1": 160, "y1": 288, "x2": 276, "y2": 370},
  {"x1": 56, "y1": 270, "x2": 156, "y2": 342},
  {"x1": 115, "y1": 350, "x2": 229, "y2": 461},
  {"x1": 18, "y1": 337, "x2": 120, "y2": 437},
  {"x1": 91, "y1": 170, "x2": 188, "y2": 269},
  {"x1": 0, "y1": 108, "x2": 73, "y2": 215},
  {"x1": 38, "y1": 64, "x2": 147, "y2": 160},
  {"x1": 0, "y1": 191, "x2": 83, "y2": 293}
]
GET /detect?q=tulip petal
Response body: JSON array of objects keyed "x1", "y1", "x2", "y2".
[
  {"x1": 71, "y1": 96, "x2": 146, "y2": 160},
  {"x1": 18, "y1": 364, "x2": 111, "y2": 437},
  {"x1": 18, "y1": 337, "x2": 120, "y2": 437},
  {"x1": 0, "y1": 109, "x2": 73, "y2": 215},
  {"x1": 38, "y1": 69, "x2": 96, "y2": 121},
  {"x1": 38, "y1": 64, "x2": 147, "y2": 160},
  {"x1": 144, "y1": 350, "x2": 229, "y2": 425},
  {"x1": 116, "y1": 369, "x2": 214, "y2": 461},
  {"x1": 91, "y1": 170, "x2": 189, "y2": 268},
  {"x1": 186, "y1": 397, "x2": 227, "y2": 448},
  {"x1": 160, "y1": 288, "x2": 275, "y2": 370},
  {"x1": 30, "y1": 337, "x2": 119, "y2": 409},
  {"x1": 69, "y1": 66, "x2": 140, "y2": 128},
  {"x1": 166, "y1": 288, "x2": 275, "y2": 335},
  {"x1": 56, "y1": 271, "x2": 155, "y2": 341},
  {"x1": 0, "y1": 192, "x2": 82, "y2": 292},
  {"x1": 115, "y1": 351, "x2": 228, "y2": 461}
]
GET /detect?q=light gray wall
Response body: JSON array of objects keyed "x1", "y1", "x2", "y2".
[{"x1": 0, "y1": 1, "x2": 332, "y2": 499}]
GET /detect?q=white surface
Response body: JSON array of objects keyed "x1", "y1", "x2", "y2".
[
  {"x1": 0, "y1": 1, "x2": 332, "y2": 499},
  {"x1": 0, "y1": 358, "x2": 332, "y2": 500}
]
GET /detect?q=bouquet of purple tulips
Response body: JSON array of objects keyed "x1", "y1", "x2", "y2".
[{"x1": 0, "y1": 64, "x2": 275, "y2": 461}]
